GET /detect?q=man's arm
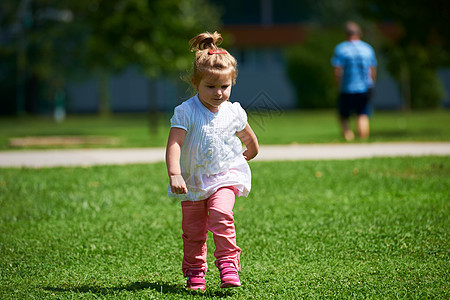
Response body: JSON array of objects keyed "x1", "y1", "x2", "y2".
[
  {"x1": 370, "y1": 66, "x2": 377, "y2": 85},
  {"x1": 333, "y1": 66, "x2": 343, "y2": 88}
]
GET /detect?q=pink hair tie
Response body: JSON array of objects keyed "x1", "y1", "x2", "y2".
[{"x1": 208, "y1": 49, "x2": 227, "y2": 55}]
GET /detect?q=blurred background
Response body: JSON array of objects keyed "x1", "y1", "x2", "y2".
[{"x1": 1, "y1": 0, "x2": 449, "y2": 119}]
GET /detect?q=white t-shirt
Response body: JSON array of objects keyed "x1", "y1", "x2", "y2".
[{"x1": 168, "y1": 94, "x2": 251, "y2": 201}]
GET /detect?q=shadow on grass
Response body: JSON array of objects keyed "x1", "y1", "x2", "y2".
[{"x1": 42, "y1": 281, "x2": 233, "y2": 297}]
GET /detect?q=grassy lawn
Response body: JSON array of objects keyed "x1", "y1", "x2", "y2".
[
  {"x1": 1, "y1": 157, "x2": 448, "y2": 299},
  {"x1": 0, "y1": 109, "x2": 449, "y2": 150}
]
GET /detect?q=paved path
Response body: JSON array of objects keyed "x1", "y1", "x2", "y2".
[{"x1": 0, "y1": 142, "x2": 449, "y2": 168}]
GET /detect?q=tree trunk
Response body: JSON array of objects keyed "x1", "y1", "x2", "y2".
[
  {"x1": 99, "y1": 74, "x2": 111, "y2": 116},
  {"x1": 400, "y1": 64, "x2": 411, "y2": 111},
  {"x1": 148, "y1": 79, "x2": 159, "y2": 135}
]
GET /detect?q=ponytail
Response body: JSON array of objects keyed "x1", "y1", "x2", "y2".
[
  {"x1": 189, "y1": 31, "x2": 237, "y2": 86},
  {"x1": 189, "y1": 31, "x2": 223, "y2": 51}
]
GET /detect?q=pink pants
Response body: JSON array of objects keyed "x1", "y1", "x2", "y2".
[{"x1": 181, "y1": 186, "x2": 241, "y2": 276}]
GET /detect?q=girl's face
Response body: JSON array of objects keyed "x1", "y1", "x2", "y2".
[{"x1": 194, "y1": 73, "x2": 232, "y2": 113}]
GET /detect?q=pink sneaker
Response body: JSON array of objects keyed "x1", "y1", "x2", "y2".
[
  {"x1": 217, "y1": 261, "x2": 241, "y2": 288},
  {"x1": 185, "y1": 269, "x2": 205, "y2": 291}
]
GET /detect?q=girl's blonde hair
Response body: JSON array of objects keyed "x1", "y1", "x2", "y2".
[{"x1": 189, "y1": 31, "x2": 237, "y2": 86}]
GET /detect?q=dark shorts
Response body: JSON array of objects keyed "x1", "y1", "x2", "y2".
[{"x1": 338, "y1": 90, "x2": 372, "y2": 118}]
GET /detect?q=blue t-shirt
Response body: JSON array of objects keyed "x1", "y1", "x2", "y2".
[{"x1": 331, "y1": 40, "x2": 377, "y2": 93}]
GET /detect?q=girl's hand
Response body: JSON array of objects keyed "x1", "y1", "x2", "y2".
[
  {"x1": 242, "y1": 149, "x2": 251, "y2": 160},
  {"x1": 242, "y1": 149, "x2": 253, "y2": 161},
  {"x1": 169, "y1": 174, "x2": 188, "y2": 194},
  {"x1": 237, "y1": 123, "x2": 259, "y2": 161}
]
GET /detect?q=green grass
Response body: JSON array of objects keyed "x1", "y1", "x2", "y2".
[
  {"x1": 0, "y1": 114, "x2": 170, "y2": 150},
  {"x1": 253, "y1": 109, "x2": 450, "y2": 144},
  {"x1": 1, "y1": 157, "x2": 449, "y2": 299},
  {"x1": 0, "y1": 109, "x2": 449, "y2": 150}
]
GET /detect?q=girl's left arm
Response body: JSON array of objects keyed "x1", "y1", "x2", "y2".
[{"x1": 236, "y1": 123, "x2": 259, "y2": 161}]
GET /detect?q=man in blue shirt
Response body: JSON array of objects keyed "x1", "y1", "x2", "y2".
[{"x1": 331, "y1": 21, "x2": 377, "y2": 141}]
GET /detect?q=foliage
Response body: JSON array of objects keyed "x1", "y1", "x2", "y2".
[
  {"x1": 1, "y1": 157, "x2": 449, "y2": 298},
  {"x1": 81, "y1": 0, "x2": 220, "y2": 77},
  {"x1": 285, "y1": 28, "x2": 344, "y2": 109},
  {"x1": 356, "y1": 0, "x2": 450, "y2": 109},
  {"x1": 357, "y1": 0, "x2": 450, "y2": 56},
  {"x1": 381, "y1": 42, "x2": 446, "y2": 110},
  {"x1": 0, "y1": 0, "x2": 221, "y2": 115},
  {"x1": 305, "y1": 0, "x2": 361, "y2": 26}
]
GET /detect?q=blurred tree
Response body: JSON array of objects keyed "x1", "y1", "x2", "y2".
[
  {"x1": 0, "y1": 0, "x2": 220, "y2": 116},
  {"x1": 356, "y1": 0, "x2": 450, "y2": 109},
  {"x1": 306, "y1": 0, "x2": 360, "y2": 26},
  {"x1": 1, "y1": 0, "x2": 79, "y2": 115},
  {"x1": 285, "y1": 28, "x2": 342, "y2": 108}
]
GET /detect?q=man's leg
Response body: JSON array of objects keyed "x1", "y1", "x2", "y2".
[
  {"x1": 340, "y1": 117, "x2": 355, "y2": 141},
  {"x1": 357, "y1": 114, "x2": 370, "y2": 139},
  {"x1": 338, "y1": 93, "x2": 354, "y2": 141}
]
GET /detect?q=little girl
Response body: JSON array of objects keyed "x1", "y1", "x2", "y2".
[{"x1": 165, "y1": 31, "x2": 259, "y2": 290}]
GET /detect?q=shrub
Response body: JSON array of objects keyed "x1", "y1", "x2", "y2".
[
  {"x1": 385, "y1": 43, "x2": 445, "y2": 109},
  {"x1": 285, "y1": 28, "x2": 342, "y2": 109}
]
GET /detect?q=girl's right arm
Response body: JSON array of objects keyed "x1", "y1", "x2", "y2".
[{"x1": 165, "y1": 127, "x2": 188, "y2": 194}]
